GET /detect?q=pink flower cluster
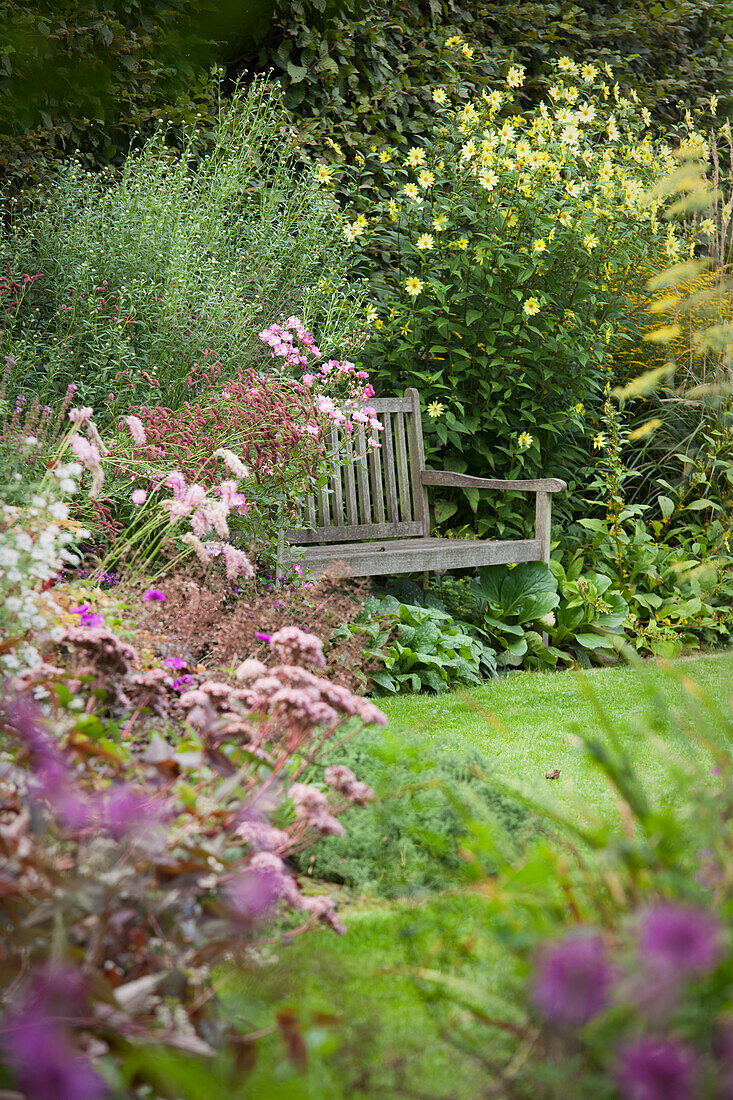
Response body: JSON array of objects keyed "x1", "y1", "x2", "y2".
[
  {"x1": 270, "y1": 626, "x2": 326, "y2": 668},
  {"x1": 259, "y1": 316, "x2": 321, "y2": 367},
  {"x1": 158, "y1": 468, "x2": 255, "y2": 581},
  {"x1": 324, "y1": 764, "x2": 374, "y2": 806}
]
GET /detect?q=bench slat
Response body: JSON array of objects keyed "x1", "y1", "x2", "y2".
[
  {"x1": 381, "y1": 412, "x2": 399, "y2": 523},
  {"x1": 294, "y1": 536, "x2": 543, "y2": 577},
  {"x1": 329, "y1": 426, "x2": 345, "y2": 526},
  {"x1": 343, "y1": 432, "x2": 358, "y2": 525},
  {"x1": 394, "y1": 412, "x2": 412, "y2": 522},
  {"x1": 290, "y1": 520, "x2": 424, "y2": 545},
  {"x1": 369, "y1": 426, "x2": 386, "y2": 524},
  {"x1": 354, "y1": 423, "x2": 371, "y2": 524},
  {"x1": 406, "y1": 387, "x2": 429, "y2": 534}
]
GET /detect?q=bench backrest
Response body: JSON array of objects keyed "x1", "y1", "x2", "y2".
[{"x1": 297, "y1": 387, "x2": 430, "y2": 545}]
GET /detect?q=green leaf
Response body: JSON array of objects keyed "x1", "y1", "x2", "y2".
[{"x1": 287, "y1": 61, "x2": 309, "y2": 83}]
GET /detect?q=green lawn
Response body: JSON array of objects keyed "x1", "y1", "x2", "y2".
[{"x1": 224, "y1": 653, "x2": 733, "y2": 1098}]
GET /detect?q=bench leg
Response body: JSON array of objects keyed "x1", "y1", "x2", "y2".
[{"x1": 535, "y1": 491, "x2": 552, "y2": 566}]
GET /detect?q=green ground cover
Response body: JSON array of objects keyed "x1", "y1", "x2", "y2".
[{"x1": 224, "y1": 653, "x2": 733, "y2": 1097}]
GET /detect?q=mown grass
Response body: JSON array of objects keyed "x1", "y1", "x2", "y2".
[{"x1": 223, "y1": 652, "x2": 733, "y2": 1098}]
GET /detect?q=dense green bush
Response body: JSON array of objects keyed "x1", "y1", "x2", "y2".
[
  {"x1": 0, "y1": 78, "x2": 367, "y2": 416},
  {"x1": 249, "y1": 0, "x2": 733, "y2": 158},
  {"x1": 298, "y1": 723, "x2": 531, "y2": 897}
]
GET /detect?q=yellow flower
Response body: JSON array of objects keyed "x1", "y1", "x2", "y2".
[
  {"x1": 506, "y1": 65, "x2": 525, "y2": 88},
  {"x1": 560, "y1": 124, "x2": 580, "y2": 147},
  {"x1": 365, "y1": 305, "x2": 378, "y2": 322},
  {"x1": 484, "y1": 89, "x2": 503, "y2": 110},
  {"x1": 557, "y1": 56, "x2": 576, "y2": 73},
  {"x1": 710, "y1": 94, "x2": 719, "y2": 115},
  {"x1": 374, "y1": 318, "x2": 383, "y2": 329},
  {"x1": 462, "y1": 43, "x2": 474, "y2": 59},
  {"x1": 500, "y1": 121, "x2": 516, "y2": 143},
  {"x1": 461, "y1": 139, "x2": 477, "y2": 160},
  {"x1": 379, "y1": 150, "x2": 392, "y2": 163},
  {"x1": 432, "y1": 87, "x2": 448, "y2": 105},
  {"x1": 314, "y1": 165, "x2": 334, "y2": 185},
  {"x1": 517, "y1": 431, "x2": 534, "y2": 449},
  {"x1": 387, "y1": 198, "x2": 400, "y2": 219},
  {"x1": 418, "y1": 169, "x2": 435, "y2": 189},
  {"x1": 325, "y1": 138, "x2": 343, "y2": 156},
  {"x1": 593, "y1": 432, "x2": 606, "y2": 450},
  {"x1": 583, "y1": 233, "x2": 599, "y2": 252},
  {"x1": 454, "y1": 237, "x2": 469, "y2": 250},
  {"x1": 523, "y1": 296, "x2": 541, "y2": 316},
  {"x1": 416, "y1": 233, "x2": 435, "y2": 250},
  {"x1": 607, "y1": 117, "x2": 620, "y2": 141},
  {"x1": 404, "y1": 276, "x2": 424, "y2": 297},
  {"x1": 433, "y1": 215, "x2": 448, "y2": 232},
  {"x1": 478, "y1": 168, "x2": 499, "y2": 190},
  {"x1": 532, "y1": 238, "x2": 547, "y2": 253},
  {"x1": 700, "y1": 217, "x2": 716, "y2": 237},
  {"x1": 445, "y1": 35, "x2": 461, "y2": 48},
  {"x1": 343, "y1": 225, "x2": 356, "y2": 242},
  {"x1": 354, "y1": 214, "x2": 367, "y2": 228},
  {"x1": 581, "y1": 63, "x2": 598, "y2": 82},
  {"x1": 406, "y1": 146, "x2": 426, "y2": 167},
  {"x1": 403, "y1": 183, "x2": 421, "y2": 201},
  {"x1": 515, "y1": 139, "x2": 531, "y2": 160},
  {"x1": 575, "y1": 402, "x2": 585, "y2": 415},
  {"x1": 461, "y1": 103, "x2": 480, "y2": 126},
  {"x1": 427, "y1": 401, "x2": 446, "y2": 419},
  {"x1": 577, "y1": 103, "x2": 596, "y2": 123},
  {"x1": 400, "y1": 321, "x2": 412, "y2": 336}
]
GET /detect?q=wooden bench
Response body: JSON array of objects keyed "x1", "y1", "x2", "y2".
[{"x1": 286, "y1": 388, "x2": 566, "y2": 579}]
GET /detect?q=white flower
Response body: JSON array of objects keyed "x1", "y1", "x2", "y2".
[{"x1": 48, "y1": 502, "x2": 69, "y2": 521}]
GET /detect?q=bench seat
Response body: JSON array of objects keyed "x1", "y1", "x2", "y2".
[{"x1": 292, "y1": 536, "x2": 543, "y2": 578}]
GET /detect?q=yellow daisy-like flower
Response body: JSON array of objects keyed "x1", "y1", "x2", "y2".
[
  {"x1": 565, "y1": 181, "x2": 581, "y2": 198},
  {"x1": 478, "y1": 168, "x2": 499, "y2": 190},
  {"x1": 403, "y1": 183, "x2": 421, "y2": 201},
  {"x1": 506, "y1": 65, "x2": 525, "y2": 88},
  {"x1": 445, "y1": 35, "x2": 461, "y2": 48},
  {"x1": 560, "y1": 124, "x2": 580, "y2": 147},
  {"x1": 314, "y1": 165, "x2": 334, "y2": 185},
  {"x1": 379, "y1": 150, "x2": 392, "y2": 163},
  {"x1": 484, "y1": 89, "x2": 503, "y2": 110},
  {"x1": 454, "y1": 237, "x2": 469, "y2": 250},
  {"x1": 374, "y1": 318, "x2": 384, "y2": 329},
  {"x1": 581, "y1": 63, "x2": 597, "y2": 82},
  {"x1": 461, "y1": 103, "x2": 480, "y2": 126},
  {"x1": 387, "y1": 198, "x2": 400, "y2": 218},
  {"x1": 515, "y1": 139, "x2": 531, "y2": 160},
  {"x1": 583, "y1": 233, "x2": 599, "y2": 252},
  {"x1": 354, "y1": 214, "x2": 368, "y2": 228},
  {"x1": 607, "y1": 117, "x2": 620, "y2": 141},
  {"x1": 700, "y1": 217, "x2": 716, "y2": 237},
  {"x1": 432, "y1": 87, "x2": 448, "y2": 104},
  {"x1": 593, "y1": 432, "x2": 606, "y2": 450},
  {"x1": 365, "y1": 305, "x2": 378, "y2": 322},
  {"x1": 418, "y1": 169, "x2": 435, "y2": 189},
  {"x1": 343, "y1": 225, "x2": 356, "y2": 242},
  {"x1": 577, "y1": 103, "x2": 596, "y2": 123},
  {"x1": 556, "y1": 107, "x2": 574, "y2": 125},
  {"x1": 406, "y1": 146, "x2": 426, "y2": 167},
  {"x1": 532, "y1": 239, "x2": 547, "y2": 254},
  {"x1": 517, "y1": 431, "x2": 534, "y2": 449},
  {"x1": 575, "y1": 402, "x2": 585, "y2": 415},
  {"x1": 433, "y1": 215, "x2": 448, "y2": 232},
  {"x1": 500, "y1": 122, "x2": 516, "y2": 143},
  {"x1": 404, "y1": 276, "x2": 424, "y2": 297},
  {"x1": 427, "y1": 401, "x2": 446, "y2": 419},
  {"x1": 523, "y1": 296, "x2": 541, "y2": 316},
  {"x1": 461, "y1": 139, "x2": 477, "y2": 160},
  {"x1": 462, "y1": 43, "x2": 474, "y2": 59},
  {"x1": 416, "y1": 233, "x2": 435, "y2": 251},
  {"x1": 710, "y1": 94, "x2": 719, "y2": 115},
  {"x1": 557, "y1": 56, "x2": 576, "y2": 73}
]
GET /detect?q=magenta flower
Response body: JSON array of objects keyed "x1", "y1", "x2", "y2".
[
  {"x1": 162, "y1": 657, "x2": 186, "y2": 670},
  {"x1": 3, "y1": 976, "x2": 106, "y2": 1100},
  {"x1": 532, "y1": 931, "x2": 612, "y2": 1026},
  {"x1": 640, "y1": 904, "x2": 721, "y2": 976},
  {"x1": 142, "y1": 588, "x2": 165, "y2": 601},
  {"x1": 255, "y1": 631, "x2": 272, "y2": 642},
  {"x1": 617, "y1": 1038, "x2": 696, "y2": 1100},
  {"x1": 70, "y1": 605, "x2": 104, "y2": 628},
  {"x1": 98, "y1": 784, "x2": 166, "y2": 841}
]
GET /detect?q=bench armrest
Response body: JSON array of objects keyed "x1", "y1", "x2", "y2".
[{"x1": 421, "y1": 471, "x2": 567, "y2": 493}]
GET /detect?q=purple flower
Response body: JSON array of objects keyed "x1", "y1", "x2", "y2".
[
  {"x1": 70, "y1": 605, "x2": 104, "y2": 628},
  {"x1": 162, "y1": 657, "x2": 186, "y2": 670},
  {"x1": 225, "y1": 867, "x2": 283, "y2": 923},
  {"x1": 2, "y1": 973, "x2": 106, "y2": 1100},
  {"x1": 640, "y1": 904, "x2": 721, "y2": 976},
  {"x1": 532, "y1": 931, "x2": 612, "y2": 1026},
  {"x1": 255, "y1": 631, "x2": 272, "y2": 642},
  {"x1": 97, "y1": 784, "x2": 166, "y2": 842},
  {"x1": 617, "y1": 1038, "x2": 696, "y2": 1100},
  {"x1": 142, "y1": 588, "x2": 165, "y2": 602},
  {"x1": 171, "y1": 674, "x2": 193, "y2": 691}
]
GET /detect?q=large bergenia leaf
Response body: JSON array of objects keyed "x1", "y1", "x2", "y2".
[{"x1": 472, "y1": 562, "x2": 559, "y2": 622}]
